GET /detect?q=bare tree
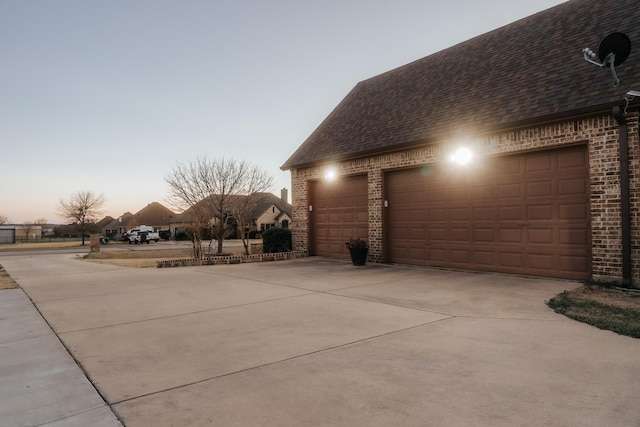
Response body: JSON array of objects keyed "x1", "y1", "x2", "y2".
[
  {"x1": 165, "y1": 157, "x2": 274, "y2": 258},
  {"x1": 22, "y1": 221, "x2": 35, "y2": 241},
  {"x1": 0, "y1": 214, "x2": 8, "y2": 225},
  {"x1": 57, "y1": 191, "x2": 105, "y2": 246},
  {"x1": 231, "y1": 167, "x2": 275, "y2": 255}
]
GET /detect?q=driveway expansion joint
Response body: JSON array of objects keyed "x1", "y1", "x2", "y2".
[{"x1": 109, "y1": 315, "x2": 455, "y2": 406}]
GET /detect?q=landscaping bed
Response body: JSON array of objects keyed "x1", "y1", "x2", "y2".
[{"x1": 547, "y1": 284, "x2": 640, "y2": 339}]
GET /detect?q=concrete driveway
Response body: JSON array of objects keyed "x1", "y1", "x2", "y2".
[{"x1": 1, "y1": 254, "x2": 639, "y2": 426}]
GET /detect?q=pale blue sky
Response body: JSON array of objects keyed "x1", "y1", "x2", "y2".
[{"x1": 0, "y1": 0, "x2": 565, "y2": 224}]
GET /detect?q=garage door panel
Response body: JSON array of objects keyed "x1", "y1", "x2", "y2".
[
  {"x1": 499, "y1": 251, "x2": 524, "y2": 267},
  {"x1": 429, "y1": 208, "x2": 448, "y2": 220},
  {"x1": 450, "y1": 208, "x2": 469, "y2": 220},
  {"x1": 385, "y1": 146, "x2": 590, "y2": 279},
  {"x1": 527, "y1": 204, "x2": 553, "y2": 219},
  {"x1": 526, "y1": 154, "x2": 552, "y2": 172},
  {"x1": 499, "y1": 183, "x2": 522, "y2": 199},
  {"x1": 473, "y1": 251, "x2": 496, "y2": 265},
  {"x1": 499, "y1": 228, "x2": 523, "y2": 243},
  {"x1": 451, "y1": 249, "x2": 471, "y2": 263},
  {"x1": 499, "y1": 206, "x2": 522, "y2": 220},
  {"x1": 559, "y1": 228, "x2": 589, "y2": 245},
  {"x1": 528, "y1": 228, "x2": 554, "y2": 244},
  {"x1": 473, "y1": 206, "x2": 495, "y2": 221},
  {"x1": 429, "y1": 248, "x2": 447, "y2": 262},
  {"x1": 560, "y1": 254, "x2": 589, "y2": 273},
  {"x1": 428, "y1": 189, "x2": 448, "y2": 202},
  {"x1": 473, "y1": 229, "x2": 494, "y2": 242},
  {"x1": 559, "y1": 178, "x2": 588, "y2": 195},
  {"x1": 429, "y1": 228, "x2": 447, "y2": 240},
  {"x1": 472, "y1": 185, "x2": 494, "y2": 200},
  {"x1": 500, "y1": 157, "x2": 522, "y2": 173},
  {"x1": 527, "y1": 180, "x2": 553, "y2": 197},
  {"x1": 410, "y1": 247, "x2": 428, "y2": 260},
  {"x1": 450, "y1": 228, "x2": 470, "y2": 241},
  {"x1": 559, "y1": 203, "x2": 588, "y2": 219},
  {"x1": 528, "y1": 253, "x2": 554, "y2": 270},
  {"x1": 355, "y1": 212, "x2": 368, "y2": 222}
]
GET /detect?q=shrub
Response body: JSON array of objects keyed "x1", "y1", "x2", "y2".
[
  {"x1": 174, "y1": 231, "x2": 190, "y2": 241},
  {"x1": 345, "y1": 237, "x2": 368, "y2": 249},
  {"x1": 262, "y1": 227, "x2": 292, "y2": 253}
]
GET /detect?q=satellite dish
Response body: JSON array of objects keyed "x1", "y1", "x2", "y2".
[
  {"x1": 582, "y1": 32, "x2": 631, "y2": 86},
  {"x1": 598, "y1": 32, "x2": 631, "y2": 66}
]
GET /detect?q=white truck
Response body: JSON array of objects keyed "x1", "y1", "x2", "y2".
[{"x1": 124, "y1": 225, "x2": 160, "y2": 244}]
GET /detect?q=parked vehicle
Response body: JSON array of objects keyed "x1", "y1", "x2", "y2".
[
  {"x1": 124, "y1": 225, "x2": 160, "y2": 244},
  {"x1": 159, "y1": 230, "x2": 172, "y2": 241}
]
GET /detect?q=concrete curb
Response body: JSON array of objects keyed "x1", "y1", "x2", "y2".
[{"x1": 156, "y1": 250, "x2": 308, "y2": 268}]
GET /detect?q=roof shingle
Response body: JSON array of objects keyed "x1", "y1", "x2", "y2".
[{"x1": 282, "y1": 0, "x2": 640, "y2": 169}]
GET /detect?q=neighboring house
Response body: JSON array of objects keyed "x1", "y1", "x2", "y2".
[
  {"x1": 170, "y1": 190, "x2": 292, "y2": 237},
  {"x1": 254, "y1": 190, "x2": 292, "y2": 231},
  {"x1": 102, "y1": 202, "x2": 175, "y2": 239},
  {"x1": 103, "y1": 212, "x2": 134, "y2": 238},
  {"x1": 282, "y1": 0, "x2": 640, "y2": 285},
  {"x1": 95, "y1": 216, "x2": 114, "y2": 234}
]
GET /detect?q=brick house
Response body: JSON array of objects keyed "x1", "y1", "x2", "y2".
[
  {"x1": 170, "y1": 191, "x2": 292, "y2": 237},
  {"x1": 253, "y1": 190, "x2": 292, "y2": 231},
  {"x1": 281, "y1": 0, "x2": 640, "y2": 285}
]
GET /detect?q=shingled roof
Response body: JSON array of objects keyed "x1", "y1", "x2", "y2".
[
  {"x1": 172, "y1": 192, "x2": 291, "y2": 224},
  {"x1": 132, "y1": 202, "x2": 175, "y2": 225},
  {"x1": 282, "y1": 0, "x2": 640, "y2": 170}
]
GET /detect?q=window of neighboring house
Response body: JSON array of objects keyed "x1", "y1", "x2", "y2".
[
  {"x1": 272, "y1": 206, "x2": 275, "y2": 213},
  {"x1": 260, "y1": 224, "x2": 265, "y2": 231},
  {"x1": 281, "y1": 220, "x2": 289, "y2": 228}
]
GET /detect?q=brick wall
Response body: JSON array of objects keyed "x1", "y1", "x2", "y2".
[{"x1": 289, "y1": 112, "x2": 640, "y2": 284}]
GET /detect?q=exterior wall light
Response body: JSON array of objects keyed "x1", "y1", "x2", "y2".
[
  {"x1": 450, "y1": 147, "x2": 473, "y2": 165},
  {"x1": 324, "y1": 167, "x2": 338, "y2": 181}
]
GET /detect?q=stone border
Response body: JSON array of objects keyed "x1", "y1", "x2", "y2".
[{"x1": 156, "y1": 251, "x2": 308, "y2": 268}]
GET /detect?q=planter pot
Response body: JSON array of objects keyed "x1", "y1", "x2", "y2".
[{"x1": 348, "y1": 247, "x2": 368, "y2": 266}]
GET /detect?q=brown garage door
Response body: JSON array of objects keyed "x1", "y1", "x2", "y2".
[
  {"x1": 309, "y1": 174, "x2": 368, "y2": 258},
  {"x1": 385, "y1": 145, "x2": 590, "y2": 279}
]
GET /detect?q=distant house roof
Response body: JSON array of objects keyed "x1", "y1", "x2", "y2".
[
  {"x1": 103, "y1": 212, "x2": 134, "y2": 230},
  {"x1": 251, "y1": 192, "x2": 292, "y2": 219},
  {"x1": 95, "y1": 216, "x2": 115, "y2": 229},
  {"x1": 282, "y1": 0, "x2": 640, "y2": 170},
  {"x1": 131, "y1": 202, "x2": 175, "y2": 226},
  {"x1": 172, "y1": 192, "x2": 292, "y2": 224},
  {"x1": 103, "y1": 203, "x2": 175, "y2": 230}
]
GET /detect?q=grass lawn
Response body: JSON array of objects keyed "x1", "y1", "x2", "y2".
[
  {"x1": 82, "y1": 246, "x2": 248, "y2": 268},
  {"x1": 547, "y1": 284, "x2": 640, "y2": 339},
  {"x1": 0, "y1": 240, "x2": 86, "y2": 251}
]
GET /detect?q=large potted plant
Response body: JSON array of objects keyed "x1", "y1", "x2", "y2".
[{"x1": 345, "y1": 237, "x2": 369, "y2": 266}]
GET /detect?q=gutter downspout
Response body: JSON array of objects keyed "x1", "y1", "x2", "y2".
[{"x1": 612, "y1": 105, "x2": 632, "y2": 287}]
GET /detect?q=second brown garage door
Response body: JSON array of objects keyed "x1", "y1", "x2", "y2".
[
  {"x1": 385, "y1": 146, "x2": 591, "y2": 279},
  {"x1": 309, "y1": 174, "x2": 368, "y2": 258}
]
